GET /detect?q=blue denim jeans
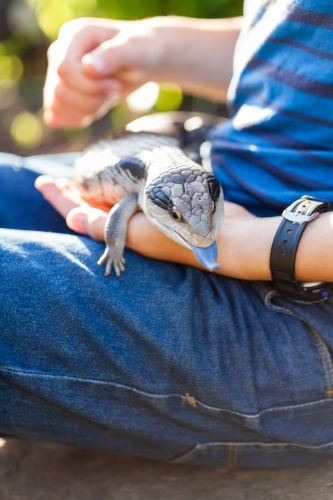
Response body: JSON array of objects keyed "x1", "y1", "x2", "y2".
[{"x1": 1, "y1": 152, "x2": 333, "y2": 468}]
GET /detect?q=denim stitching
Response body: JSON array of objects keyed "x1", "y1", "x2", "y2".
[
  {"x1": 179, "y1": 440, "x2": 333, "y2": 452},
  {"x1": 262, "y1": 290, "x2": 333, "y2": 397},
  {"x1": 205, "y1": 440, "x2": 333, "y2": 451},
  {"x1": 1, "y1": 366, "x2": 333, "y2": 418},
  {"x1": 172, "y1": 439, "x2": 333, "y2": 464},
  {"x1": 309, "y1": 328, "x2": 333, "y2": 397},
  {"x1": 171, "y1": 444, "x2": 202, "y2": 463}
]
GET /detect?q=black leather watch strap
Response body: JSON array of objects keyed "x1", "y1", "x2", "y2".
[{"x1": 270, "y1": 195, "x2": 332, "y2": 302}]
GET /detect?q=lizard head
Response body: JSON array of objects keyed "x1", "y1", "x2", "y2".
[{"x1": 144, "y1": 166, "x2": 224, "y2": 271}]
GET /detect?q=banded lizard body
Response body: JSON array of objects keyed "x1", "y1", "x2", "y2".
[{"x1": 73, "y1": 114, "x2": 224, "y2": 277}]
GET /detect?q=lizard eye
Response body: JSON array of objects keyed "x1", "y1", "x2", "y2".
[
  {"x1": 170, "y1": 205, "x2": 182, "y2": 221},
  {"x1": 207, "y1": 176, "x2": 220, "y2": 203}
]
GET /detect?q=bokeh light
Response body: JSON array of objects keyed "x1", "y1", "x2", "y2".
[
  {"x1": 0, "y1": 55, "x2": 24, "y2": 87},
  {"x1": 67, "y1": 0, "x2": 98, "y2": 15},
  {"x1": 126, "y1": 82, "x2": 160, "y2": 114},
  {"x1": 155, "y1": 83, "x2": 183, "y2": 112},
  {"x1": 10, "y1": 111, "x2": 43, "y2": 148},
  {"x1": 33, "y1": 0, "x2": 99, "y2": 39},
  {"x1": 110, "y1": 103, "x2": 138, "y2": 130},
  {"x1": 36, "y1": 0, "x2": 75, "y2": 40},
  {"x1": 126, "y1": 82, "x2": 183, "y2": 115}
]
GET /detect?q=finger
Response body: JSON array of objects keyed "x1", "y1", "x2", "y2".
[
  {"x1": 36, "y1": 174, "x2": 112, "y2": 211},
  {"x1": 44, "y1": 56, "x2": 120, "y2": 107},
  {"x1": 56, "y1": 18, "x2": 124, "y2": 63},
  {"x1": 67, "y1": 207, "x2": 107, "y2": 241},
  {"x1": 44, "y1": 42, "x2": 122, "y2": 122},
  {"x1": 36, "y1": 175, "x2": 107, "y2": 240},
  {"x1": 35, "y1": 176, "x2": 83, "y2": 218},
  {"x1": 82, "y1": 33, "x2": 145, "y2": 78},
  {"x1": 43, "y1": 108, "x2": 94, "y2": 129},
  {"x1": 56, "y1": 60, "x2": 122, "y2": 96},
  {"x1": 52, "y1": 82, "x2": 119, "y2": 114},
  {"x1": 44, "y1": 96, "x2": 121, "y2": 128}
]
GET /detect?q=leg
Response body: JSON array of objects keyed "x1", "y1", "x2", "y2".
[
  {"x1": 98, "y1": 192, "x2": 138, "y2": 277},
  {"x1": 0, "y1": 152, "x2": 76, "y2": 233},
  {"x1": 1, "y1": 227, "x2": 333, "y2": 467}
]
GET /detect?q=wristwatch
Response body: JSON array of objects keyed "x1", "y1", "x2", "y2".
[{"x1": 270, "y1": 195, "x2": 332, "y2": 303}]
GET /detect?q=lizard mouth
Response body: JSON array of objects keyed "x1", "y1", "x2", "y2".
[{"x1": 189, "y1": 241, "x2": 220, "y2": 272}]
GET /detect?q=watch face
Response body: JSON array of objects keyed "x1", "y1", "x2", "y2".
[
  {"x1": 281, "y1": 287, "x2": 330, "y2": 304},
  {"x1": 302, "y1": 281, "x2": 324, "y2": 288},
  {"x1": 305, "y1": 285, "x2": 330, "y2": 303},
  {"x1": 303, "y1": 282, "x2": 331, "y2": 301}
]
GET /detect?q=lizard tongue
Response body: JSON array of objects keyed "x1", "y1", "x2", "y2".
[{"x1": 190, "y1": 241, "x2": 221, "y2": 272}]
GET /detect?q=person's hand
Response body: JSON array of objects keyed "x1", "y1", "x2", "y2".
[
  {"x1": 43, "y1": 16, "x2": 243, "y2": 129},
  {"x1": 43, "y1": 17, "x2": 167, "y2": 129},
  {"x1": 35, "y1": 175, "x2": 279, "y2": 280}
]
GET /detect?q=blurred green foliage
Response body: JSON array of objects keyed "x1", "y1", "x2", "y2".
[
  {"x1": 3, "y1": 0, "x2": 243, "y2": 61},
  {"x1": 0, "y1": 0, "x2": 243, "y2": 151},
  {"x1": 30, "y1": 0, "x2": 243, "y2": 40}
]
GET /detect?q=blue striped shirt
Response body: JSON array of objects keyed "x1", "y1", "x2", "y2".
[{"x1": 210, "y1": 0, "x2": 333, "y2": 215}]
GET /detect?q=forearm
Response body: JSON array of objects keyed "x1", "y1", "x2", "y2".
[
  {"x1": 152, "y1": 16, "x2": 243, "y2": 101},
  {"x1": 115, "y1": 16, "x2": 243, "y2": 101},
  {"x1": 220, "y1": 212, "x2": 333, "y2": 282},
  {"x1": 36, "y1": 178, "x2": 333, "y2": 283}
]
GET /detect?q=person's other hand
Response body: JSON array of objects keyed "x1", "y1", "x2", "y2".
[
  {"x1": 43, "y1": 17, "x2": 165, "y2": 129},
  {"x1": 43, "y1": 15, "x2": 243, "y2": 129}
]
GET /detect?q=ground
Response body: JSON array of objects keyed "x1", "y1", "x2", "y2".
[{"x1": 0, "y1": 438, "x2": 332, "y2": 500}]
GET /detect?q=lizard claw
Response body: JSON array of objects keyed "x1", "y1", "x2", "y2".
[{"x1": 97, "y1": 247, "x2": 126, "y2": 277}]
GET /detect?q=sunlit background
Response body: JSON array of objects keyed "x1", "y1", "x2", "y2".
[{"x1": 0, "y1": 0, "x2": 242, "y2": 155}]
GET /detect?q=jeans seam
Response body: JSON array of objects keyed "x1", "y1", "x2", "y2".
[
  {"x1": 192, "y1": 440, "x2": 333, "y2": 451},
  {"x1": 310, "y1": 328, "x2": 333, "y2": 397},
  {"x1": 1, "y1": 366, "x2": 333, "y2": 418},
  {"x1": 263, "y1": 290, "x2": 333, "y2": 398},
  {"x1": 171, "y1": 444, "x2": 202, "y2": 463},
  {"x1": 171, "y1": 439, "x2": 333, "y2": 464}
]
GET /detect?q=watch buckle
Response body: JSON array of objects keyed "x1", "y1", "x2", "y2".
[{"x1": 282, "y1": 210, "x2": 319, "y2": 224}]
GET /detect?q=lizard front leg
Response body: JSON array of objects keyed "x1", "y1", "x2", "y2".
[{"x1": 97, "y1": 192, "x2": 139, "y2": 277}]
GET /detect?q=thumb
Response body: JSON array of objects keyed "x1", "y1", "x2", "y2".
[{"x1": 82, "y1": 33, "x2": 141, "y2": 78}]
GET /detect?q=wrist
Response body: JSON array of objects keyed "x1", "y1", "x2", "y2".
[
  {"x1": 217, "y1": 215, "x2": 282, "y2": 281},
  {"x1": 269, "y1": 197, "x2": 333, "y2": 302},
  {"x1": 144, "y1": 16, "x2": 199, "y2": 73},
  {"x1": 146, "y1": 16, "x2": 242, "y2": 99},
  {"x1": 295, "y1": 211, "x2": 333, "y2": 282}
]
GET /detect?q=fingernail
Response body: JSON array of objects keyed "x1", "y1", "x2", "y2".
[
  {"x1": 35, "y1": 175, "x2": 55, "y2": 189},
  {"x1": 68, "y1": 212, "x2": 87, "y2": 234},
  {"x1": 82, "y1": 53, "x2": 107, "y2": 75}
]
